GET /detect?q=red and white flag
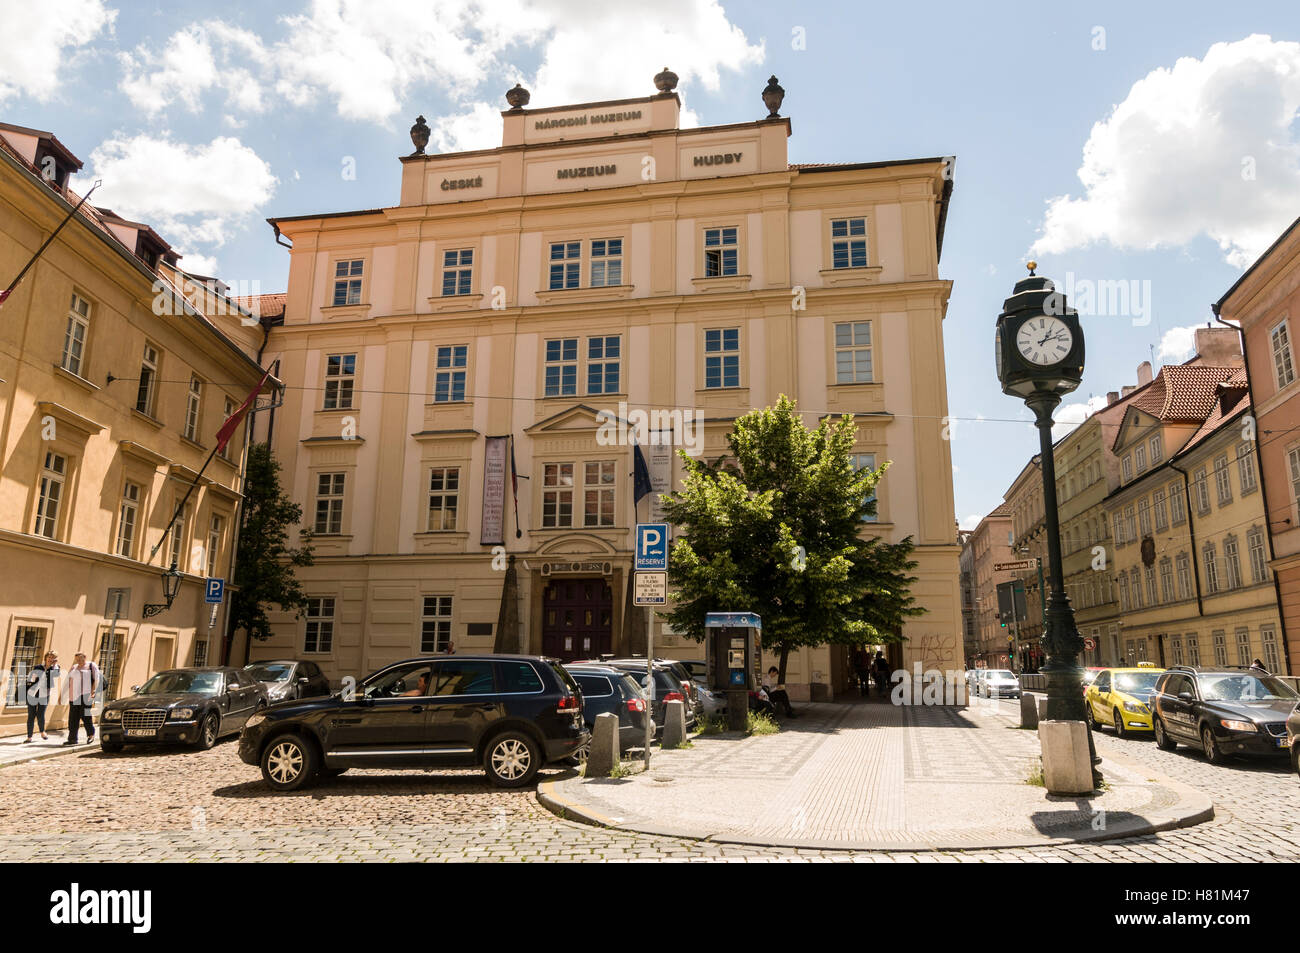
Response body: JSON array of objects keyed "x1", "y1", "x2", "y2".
[{"x1": 215, "y1": 369, "x2": 271, "y2": 454}]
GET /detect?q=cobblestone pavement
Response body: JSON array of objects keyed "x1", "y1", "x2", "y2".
[{"x1": 0, "y1": 698, "x2": 1294, "y2": 861}]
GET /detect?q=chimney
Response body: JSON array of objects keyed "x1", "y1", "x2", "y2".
[
  {"x1": 1136, "y1": 361, "x2": 1153, "y2": 387},
  {"x1": 1194, "y1": 325, "x2": 1242, "y2": 365},
  {"x1": 1121, "y1": 385, "x2": 1136, "y2": 397}
]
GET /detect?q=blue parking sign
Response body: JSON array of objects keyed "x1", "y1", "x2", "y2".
[
  {"x1": 205, "y1": 578, "x2": 225, "y2": 604},
  {"x1": 635, "y1": 523, "x2": 669, "y2": 571}
]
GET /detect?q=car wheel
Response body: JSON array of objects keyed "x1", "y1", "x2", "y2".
[
  {"x1": 1113, "y1": 709, "x2": 1127, "y2": 739},
  {"x1": 195, "y1": 711, "x2": 220, "y2": 750},
  {"x1": 261, "y1": 734, "x2": 318, "y2": 791},
  {"x1": 100, "y1": 739, "x2": 123, "y2": 754},
  {"x1": 1201, "y1": 726, "x2": 1226, "y2": 765},
  {"x1": 1154, "y1": 715, "x2": 1177, "y2": 751},
  {"x1": 565, "y1": 738, "x2": 589, "y2": 768},
  {"x1": 1086, "y1": 702, "x2": 1099, "y2": 730},
  {"x1": 484, "y1": 731, "x2": 541, "y2": 788}
]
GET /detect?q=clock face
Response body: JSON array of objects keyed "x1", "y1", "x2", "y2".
[{"x1": 1016, "y1": 316, "x2": 1073, "y2": 366}]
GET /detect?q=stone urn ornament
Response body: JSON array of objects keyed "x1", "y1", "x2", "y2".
[
  {"x1": 506, "y1": 83, "x2": 531, "y2": 110},
  {"x1": 654, "y1": 66, "x2": 678, "y2": 93},
  {"x1": 409, "y1": 115, "x2": 430, "y2": 154},
  {"x1": 762, "y1": 75, "x2": 785, "y2": 118}
]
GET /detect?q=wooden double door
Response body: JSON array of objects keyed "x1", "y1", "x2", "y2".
[{"x1": 542, "y1": 577, "x2": 613, "y2": 661}]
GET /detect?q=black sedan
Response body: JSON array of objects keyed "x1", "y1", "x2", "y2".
[
  {"x1": 245, "y1": 660, "x2": 332, "y2": 703},
  {"x1": 1151, "y1": 665, "x2": 1299, "y2": 763},
  {"x1": 100, "y1": 667, "x2": 268, "y2": 753}
]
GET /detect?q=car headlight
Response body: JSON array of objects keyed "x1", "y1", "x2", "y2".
[
  {"x1": 168, "y1": 708, "x2": 194, "y2": 720},
  {"x1": 102, "y1": 709, "x2": 121, "y2": 721},
  {"x1": 1123, "y1": 700, "x2": 1147, "y2": 714},
  {"x1": 1220, "y1": 718, "x2": 1255, "y2": 732},
  {"x1": 245, "y1": 712, "x2": 266, "y2": 730}
]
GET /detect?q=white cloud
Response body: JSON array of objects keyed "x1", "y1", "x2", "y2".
[
  {"x1": 0, "y1": 0, "x2": 116, "y2": 105},
  {"x1": 71, "y1": 134, "x2": 277, "y2": 251},
  {"x1": 1031, "y1": 35, "x2": 1300, "y2": 268},
  {"x1": 118, "y1": 0, "x2": 763, "y2": 139},
  {"x1": 959, "y1": 513, "x2": 984, "y2": 531},
  {"x1": 1052, "y1": 394, "x2": 1110, "y2": 440},
  {"x1": 1157, "y1": 324, "x2": 1201, "y2": 363}
]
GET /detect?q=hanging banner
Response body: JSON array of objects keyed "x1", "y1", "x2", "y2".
[
  {"x1": 481, "y1": 436, "x2": 508, "y2": 546},
  {"x1": 647, "y1": 435, "x2": 673, "y2": 523}
]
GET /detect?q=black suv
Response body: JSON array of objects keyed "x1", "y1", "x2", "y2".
[
  {"x1": 565, "y1": 664, "x2": 649, "y2": 754},
  {"x1": 238, "y1": 655, "x2": 588, "y2": 791},
  {"x1": 1150, "y1": 665, "x2": 1299, "y2": 763}
]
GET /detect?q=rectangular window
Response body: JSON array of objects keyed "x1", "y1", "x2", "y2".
[
  {"x1": 6, "y1": 625, "x2": 46, "y2": 707},
  {"x1": 830, "y1": 217, "x2": 868, "y2": 269},
  {"x1": 1122, "y1": 455, "x2": 1133, "y2": 483},
  {"x1": 332, "y1": 259, "x2": 363, "y2": 307},
  {"x1": 1112, "y1": 512, "x2": 1125, "y2": 546},
  {"x1": 1271, "y1": 320, "x2": 1296, "y2": 389},
  {"x1": 1214, "y1": 454, "x2": 1232, "y2": 505},
  {"x1": 1193, "y1": 467, "x2": 1211, "y2": 514},
  {"x1": 1118, "y1": 574, "x2": 1129, "y2": 612},
  {"x1": 1170, "y1": 481, "x2": 1187, "y2": 525},
  {"x1": 1186, "y1": 633, "x2": 1201, "y2": 666},
  {"x1": 218, "y1": 397, "x2": 236, "y2": 460},
  {"x1": 34, "y1": 451, "x2": 67, "y2": 539},
  {"x1": 426, "y1": 467, "x2": 460, "y2": 531},
  {"x1": 542, "y1": 463, "x2": 574, "y2": 528},
  {"x1": 1159, "y1": 558, "x2": 1174, "y2": 603},
  {"x1": 834, "y1": 321, "x2": 873, "y2": 384},
  {"x1": 852, "y1": 453, "x2": 879, "y2": 523},
  {"x1": 704, "y1": 328, "x2": 740, "y2": 388},
  {"x1": 586, "y1": 336, "x2": 620, "y2": 395},
  {"x1": 184, "y1": 375, "x2": 203, "y2": 441},
  {"x1": 1262, "y1": 626, "x2": 1281, "y2": 673},
  {"x1": 548, "y1": 241, "x2": 581, "y2": 290},
  {"x1": 167, "y1": 502, "x2": 189, "y2": 570},
  {"x1": 434, "y1": 345, "x2": 468, "y2": 402},
  {"x1": 96, "y1": 627, "x2": 125, "y2": 702},
  {"x1": 420, "y1": 596, "x2": 453, "y2": 653},
  {"x1": 1135, "y1": 445, "x2": 1147, "y2": 473},
  {"x1": 1138, "y1": 498, "x2": 1152, "y2": 537},
  {"x1": 1129, "y1": 567, "x2": 1143, "y2": 608},
  {"x1": 590, "y1": 238, "x2": 622, "y2": 287},
  {"x1": 1124, "y1": 505, "x2": 1136, "y2": 542},
  {"x1": 1176, "y1": 553, "x2": 1192, "y2": 600},
  {"x1": 1223, "y1": 535, "x2": 1242, "y2": 589},
  {"x1": 1203, "y1": 542, "x2": 1220, "y2": 594},
  {"x1": 206, "y1": 514, "x2": 224, "y2": 578},
  {"x1": 116, "y1": 481, "x2": 140, "y2": 558},
  {"x1": 1237, "y1": 444, "x2": 1257, "y2": 492},
  {"x1": 544, "y1": 338, "x2": 578, "y2": 397},
  {"x1": 441, "y1": 249, "x2": 473, "y2": 296},
  {"x1": 135, "y1": 343, "x2": 159, "y2": 416},
  {"x1": 1153, "y1": 488, "x2": 1168, "y2": 531},
  {"x1": 193, "y1": 638, "x2": 208, "y2": 667},
  {"x1": 304, "y1": 598, "x2": 335, "y2": 653},
  {"x1": 1171, "y1": 637, "x2": 1183, "y2": 666},
  {"x1": 1145, "y1": 565, "x2": 1157, "y2": 605},
  {"x1": 704, "y1": 227, "x2": 738, "y2": 277},
  {"x1": 1248, "y1": 527, "x2": 1268, "y2": 583},
  {"x1": 1235, "y1": 627, "x2": 1251, "y2": 666},
  {"x1": 1212, "y1": 631, "x2": 1228, "y2": 667},
  {"x1": 323, "y1": 354, "x2": 356, "y2": 410},
  {"x1": 1149, "y1": 433, "x2": 1163, "y2": 465},
  {"x1": 583, "y1": 461, "x2": 616, "y2": 527},
  {"x1": 61, "y1": 293, "x2": 90, "y2": 377},
  {"x1": 314, "y1": 473, "x2": 345, "y2": 535}
]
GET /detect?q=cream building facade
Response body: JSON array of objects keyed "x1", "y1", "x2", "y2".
[
  {"x1": 0, "y1": 122, "x2": 269, "y2": 730},
  {"x1": 250, "y1": 79, "x2": 961, "y2": 698}
]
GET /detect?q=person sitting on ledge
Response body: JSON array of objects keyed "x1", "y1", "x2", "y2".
[{"x1": 762, "y1": 667, "x2": 798, "y2": 718}]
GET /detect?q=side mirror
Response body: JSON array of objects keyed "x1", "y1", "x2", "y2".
[
  {"x1": 298, "y1": 677, "x2": 310, "y2": 685},
  {"x1": 130, "y1": 685, "x2": 140, "y2": 693},
  {"x1": 1177, "y1": 691, "x2": 1194, "y2": 702}
]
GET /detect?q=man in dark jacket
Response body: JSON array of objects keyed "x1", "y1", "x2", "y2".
[{"x1": 25, "y1": 652, "x2": 59, "y2": 742}]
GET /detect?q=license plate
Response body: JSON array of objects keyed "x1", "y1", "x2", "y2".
[
  {"x1": 127, "y1": 728, "x2": 156, "y2": 737},
  {"x1": 1278, "y1": 736, "x2": 1288, "y2": 748}
]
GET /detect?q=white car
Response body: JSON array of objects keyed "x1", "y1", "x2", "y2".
[{"x1": 981, "y1": 669, "x2": 1021, "y2": 698}]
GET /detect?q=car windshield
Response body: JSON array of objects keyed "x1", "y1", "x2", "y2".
[
  {"x1": 1113, "y1": 672, "x2": 1161, "y2": 693},
  {"x1": 1199, "y1": 673, "x2": 1299, "y2": 702},
  {"x1": 1081, "y1": 671, "x2": 1100, "y2": 685},
  {"x1": 990, "y1": 670, "x2": 1015, "y2": 679},
  {"x1": 138, "y1": 671, "x2": 222, "y2": 695},
  {"x1": 246, "y1": 663, "x2": 293, "y2": 682}
]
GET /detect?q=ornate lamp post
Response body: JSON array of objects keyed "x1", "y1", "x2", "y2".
[
  {"x1": 142, "y1": 560, "x2": 183, "y2": 618},
  {"x1": 994, "y1": 262, "x2": 1088, "y2": 724}
]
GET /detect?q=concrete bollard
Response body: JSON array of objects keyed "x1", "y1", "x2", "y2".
[
  {"x1": 586, "y1": 712, "x2": 620, "y2": 778},
  {"x1": 1037, "y1": 720, "x2": 1095, "y2": 795},
  {"x1": 1020, "y1": 691, "x2": 1040, "y2": 729},
  {"x1": 662, "y1": 699, "x2": 686, "y2": 749}
]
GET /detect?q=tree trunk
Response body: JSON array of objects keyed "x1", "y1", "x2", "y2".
[{"x1": 777, "y1": 642, "x2": 790, "y2": 684}]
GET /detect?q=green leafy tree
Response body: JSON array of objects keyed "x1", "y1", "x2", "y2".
[
  {"x1": 225, "y1": 442, "x2": 314, "y2": 662},
  {"x1": 659, "y1": 395, "x2": 923, "y2": 680}
]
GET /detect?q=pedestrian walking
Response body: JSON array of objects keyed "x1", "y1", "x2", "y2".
[
  {"x1": 873, "y1": 651, "x2": 891, "y2": 695},
  {"x1": 62, "y1": 653, "x2": 100, "y2": 745},
  {"x1": 24, "y1": 651, "x2": 59, "y2": 742}
]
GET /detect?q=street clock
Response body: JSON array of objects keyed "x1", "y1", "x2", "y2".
[{"x1": 995, "y1": 262, "x2": 1085, "y2": 398}]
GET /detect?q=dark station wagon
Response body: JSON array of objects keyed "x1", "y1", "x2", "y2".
[{"x1": 238, "y1": 655, "x2": 589, "y2": 790}]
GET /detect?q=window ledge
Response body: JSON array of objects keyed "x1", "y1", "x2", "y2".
[
  {"x1": 426, "y1": 293, "x2": 483, "y2": 313},
  {"x1": 691, "y1": 275, "x2": 752, "y2": 293},
  {"x1": 819, "y1": 265, "x2": 883, "y2": 286},
  {"x1": 53, "y1": 365, "x2": 99, "y2": 392},
  {"x1": 310, "y1": 533, "x2": 353, "y2": 541},
  {"x1": 535, "y1": 285, "x2": 634, "y2": 305},
  {"x1": 320, "y1": 304, "x2": 371, "y2": 320},
  {"x1": 131, "y1": 408, "x2": 164, "y2": 430},
  {"x1": 179, "y1": 434, "x2": 207, "y2": 453},
  {"x1": 695, "y1": 386, "x2": 749, "y2": 398},
  {"x1": 413, "y1": 531, "x2": 471, "y2": 539},
  {"x1": 425, "y1": 399, "x2": 471, "y2": 408}
]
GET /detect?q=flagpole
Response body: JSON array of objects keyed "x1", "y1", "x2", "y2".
[
  {"x1": 148, "y1": 444, "x2": 221, "y2": 568},
  {"x1": 0, "y1": 181, "x2": 100, "y2": 307}
]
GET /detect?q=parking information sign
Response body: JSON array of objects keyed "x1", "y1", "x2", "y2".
[
  {"x1": 635, "y1": 523, "x2": 669, "y2": 571},
  {"x1": 205, "y1": 578, "x2": 225, "y2": 604},
  {"x1": 634, "y1": 571, "x2": 667, "y2": 606}
]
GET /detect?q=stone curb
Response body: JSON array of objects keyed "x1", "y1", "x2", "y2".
[
  {"x1": 535, "y1": 740, "x2": 1216, "y2": 853},
  {"x1": 0, "y1": 734, "x2": 98, "y2": 768}
]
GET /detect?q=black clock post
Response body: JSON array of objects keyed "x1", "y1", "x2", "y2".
[{"x1": 994, "y1": 264, "x2": 1095, "y2": 753}]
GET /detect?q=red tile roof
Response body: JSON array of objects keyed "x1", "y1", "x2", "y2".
[
  {"x1": 1176, "y1": 381, "x2": 1251, "y2": 457},
  {"x1": 233, "y1": 293, "x2": 286, "y2": 320},
  {"x1": 1128, "y1": 365, "x2": 1241, "y2": 421}
]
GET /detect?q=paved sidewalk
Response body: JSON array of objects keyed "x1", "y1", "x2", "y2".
[
  {"x1": 0, "y1": 729, "x2": 93, "y2": 767},
  {"x1": 538, "y1": 700, "x2": 1214, "y2": 850}
]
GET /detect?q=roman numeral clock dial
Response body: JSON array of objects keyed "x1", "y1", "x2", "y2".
[{"x1": 1015, "y1": 316, "x2": 1073, "y2": 366}]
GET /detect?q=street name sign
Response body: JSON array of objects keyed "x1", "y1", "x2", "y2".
[{"x1": 994, "y1": 558, "x2": 1040, "y2": 572}]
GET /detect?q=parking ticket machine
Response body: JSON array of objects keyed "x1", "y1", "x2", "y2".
[{"x1": 705, "y1": 612, "x2": 761, "y2": 729}]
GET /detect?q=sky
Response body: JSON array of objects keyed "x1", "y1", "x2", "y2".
[{"x1": 2, "y1": 0, "x2": 1298, "y2": 530}]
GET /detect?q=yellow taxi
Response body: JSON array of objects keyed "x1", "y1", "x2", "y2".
[{"x1": 1085, "y1": 663, "x2": 1165, "y2": 738}]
